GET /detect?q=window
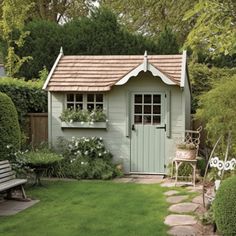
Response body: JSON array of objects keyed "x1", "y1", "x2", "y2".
[
  {"x1": 66, "y1": 93, "x2": 104, "y2": 111},
  {"x1": 134, "y1": 94, "x2": 162, "y2": 125}
]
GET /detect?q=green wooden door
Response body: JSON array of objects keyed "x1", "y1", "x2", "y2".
[{"x1": 130, "y1": 93, "x2": 166, "y2": 174}]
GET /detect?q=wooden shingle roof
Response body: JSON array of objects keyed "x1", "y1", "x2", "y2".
[{"x1": 44, "y1": 52, "x2": 186, "y2": 92}]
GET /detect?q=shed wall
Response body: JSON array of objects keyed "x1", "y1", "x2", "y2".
[{"x1": 49, "y1": 71, "x2": 187, "y2": 173}]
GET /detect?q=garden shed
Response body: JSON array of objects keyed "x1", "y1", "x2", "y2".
[{"x1": 43, "y1": 50, "x2": 191, "y2": 174}]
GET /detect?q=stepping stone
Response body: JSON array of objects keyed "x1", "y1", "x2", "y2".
[
  {"x1": 164, "y1": 214, "x2": 197, "y2": 226},
  {"x1": 164, "y1": 190, "x2": 179, "y2": 196},
  {"x1": 168, "y1": 225, "x2": 202, "y2": 236},
  {"x1": 192, "y1": 195, "x2": 207, "y2": 205},
  {"x1": 161, "y1": 182, "x2": 176, "y2": 187},
  {"x1": 169, "y1": 202, "x2": 199, "y2": 213},
  {"x1": 166, "y1": 195, "x2": 188, "y2": 204}
]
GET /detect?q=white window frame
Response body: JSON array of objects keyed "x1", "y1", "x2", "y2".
[{"x1": 64, "y1": 93, "x2": 106, "y2": 112}]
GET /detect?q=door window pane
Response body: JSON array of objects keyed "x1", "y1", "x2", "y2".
[
  {"x1": 96, "y1": 104, "x2": 103, "y2": 110},
  {"x1": 76, "y1": 94, "x2": 83, "y2": 102},
  {"x1": 153, "y1": 116, "x2": 161, "y2": 124},
  {"x1": 135, "y1": 105, "x2": 142, "y2": 114},
  {"x1": 96, "y1": 94, "x2": 103, "y2": 102},
  {"x1": 134, "y1": 115, "x2": 142, "y2": 124},
  {"x1": 135, "y1": 94, "x2": 142, "y2": 103},
  {"x1": 67, "y1": 103, "x2": 74, "y2": 109},
  {"x1": 144, "y1": 105, "x2": 151, "y2": 114},
  {"x1": 144, "y1": 115, "x2": 151, "y2": 124},
  {"x1": 153, "y1": 95, "x2": 161, "y2": 104},
  {"x1": 75, "y1": 103, "x2": 83, "y2": 110},
  {"x1": 87, "y1": 104, "x2": 94, "y2": 111},
  {"x1": 144, "y1": 95, "x2": 152, "y2": 103},
  {"x1": 153, "y1": 105, "x2": 161, "y2": 114}
]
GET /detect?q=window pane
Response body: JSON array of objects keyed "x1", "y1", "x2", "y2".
[
  {"x1": 143, "y1": 115, "x2": 151, "y2": 124},
  {"x1": 76, "y1": 94, "x2": 83, "y2": 102},
  {"x1": 67, "y1": 94, "x2": 74, "y2": 102},
  {"x1": 134, "y1": 115, "x2": 142, "y2": 124},
  {"x1": 67, "y1": 103, "x2": 74, "y2": 109},
  {"x1": 75, "y1": 103, "x2": 83, "y2": 110},
  {"x1": 153, "y1": 95, "x2": 161, "y2": 103},
  {"x1": 96, "y1": 104, "x2": 103, "y2": 110},
  {"x1": 144, "y1": 95, "x2": 151, "y2": 103},
  {"x1": 87, "y1": 104, "x2": 94, "y2": 111},
  {"x1": 135, "y1": 105, "x2": 142, "y2": 114},
  {"x1": 153, "y1": 105, "x2": 161, "y2": 114},
  {"x1": 144, "y1": 105, "x2": 151, "y2": 114},
  {"x1": 135, "y1": 94, "x2": 142, "y2": 103},
  {"x1": 153, "y1": 116, "x2": 161, "y2": 124},
  {"x1": 87, "y1": 94, "x2": 94, "y2": 102},
  {"x1": 96, "y1": 94, "x2": 103, "y2": 102}
]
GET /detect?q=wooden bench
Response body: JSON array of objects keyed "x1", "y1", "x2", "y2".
[{"x1": 0, "y1": 160, "x2": 27, "y2": 200}]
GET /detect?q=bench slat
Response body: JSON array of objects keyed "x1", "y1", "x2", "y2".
[
  {"x1": 0, "y1": 175, "x2": 15, "y2": 184},
  {"x1": 0, "y1": 171, "x2": 15, "y2": 179},
  {"x1": 0, "y1": 167, "x2": 12, "y2": 174},
  {"x1": 0, "y1": 160, "x2": 9, "y2": 165},
  {"x1": 0, "y1": 163, "x2": 11, "y2": 170},
  {"x1": 0, "y1": 179, "x2": 27, "y2": 192}
]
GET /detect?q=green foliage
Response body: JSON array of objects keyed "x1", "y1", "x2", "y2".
[
  {"x1": 0, "y1": 77, "x2": 47, "y2": 126},
  {"x1": 213, "y1": 176, "x2": 236, "y2": 235},
  {"x1": 196, "y1": 75, "x2": 236, "y2": 153},
  {"x1": 55, "y1": 136, "x2": 122, "y2": 180},
  {"x1": 60, "y1": 109, "x2": 107, "y2": 122},
  {"x1": 101, "y1": 0, "x2": 198, "y2": 45},
  {"x1": 189, "y1": 63, "x2": 236, "y2": 112},
  {"x1": 17, "y1": 20, "x2": 62, "y2": 79},
  {"x1": 184, "y1": 0, "x2": 236, "y2": 58},
  {"x1": 23, "y1": 149, "x2": 63, "y2": 166},
  {"x1": 0, "y1": 0, "x2": 34, "y2": 76},
  {"x1": 199, "y1": 207, "x2": 214, "y2": 225},
  {"x1": 0, "y1": 92, "x2": 21, "y2": 160}
]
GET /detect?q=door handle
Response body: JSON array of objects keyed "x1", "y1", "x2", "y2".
[
  {"x1": 132, "y1": 124, "x2": 135, "y2": 131},
  {"x1": 156, "y1": 124, "x2": 166, "y2": 131}
]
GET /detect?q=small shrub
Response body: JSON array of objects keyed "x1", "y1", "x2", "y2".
[
  {"x1": 54, "y1": 137, "x2": 122, "y2": 180},
  {"x1": 0, "y1": 92, "x2": 21, "y2": 160},
  {"x1": 213, "y1": 175, "x2": 236, "y2": 235}
]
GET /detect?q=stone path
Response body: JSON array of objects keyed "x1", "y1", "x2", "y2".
[
  {"x1": 0, "y1": 199, "x2": 39, "y2": 216},
  {"x1": 166, "y1": 195, "x2": 188, "y2": 204},
  {"x1": 169, "y1": 202, "x2": 199, "y2": 213}
]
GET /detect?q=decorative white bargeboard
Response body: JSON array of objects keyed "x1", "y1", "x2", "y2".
[{"x1": 61, "y1": 121, "x2": 107, "y2": 129}]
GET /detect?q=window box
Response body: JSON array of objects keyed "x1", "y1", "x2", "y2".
[{"x1": 61, "y1": 121, "x2": 107, "y2": 129}]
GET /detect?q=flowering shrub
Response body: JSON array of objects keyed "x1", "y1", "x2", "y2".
[
  {"x1": 55, "y1": 136, "x2": 122, "y2": 180},
  {"x1": 60, "y1": 109, "x2": 107, "y2": 123}
]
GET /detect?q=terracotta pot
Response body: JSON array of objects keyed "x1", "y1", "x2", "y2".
[{"x1": 176, "y1": 149, "x2": 196, "y2": 160}]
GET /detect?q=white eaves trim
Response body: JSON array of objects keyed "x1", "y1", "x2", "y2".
[
  {"x1": 42, "y1": 48, "x2": 64, "y2": 90},
  {"x1": 180, "y1": 50, "x2": 187, "y2": 88},
  {"x1": 115, "y1": 62, "x2": 176, "y2": 86}
]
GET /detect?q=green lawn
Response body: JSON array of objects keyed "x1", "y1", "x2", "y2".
[{"x1": 0, "y1": 181, "x2": 170, "y2": 236}]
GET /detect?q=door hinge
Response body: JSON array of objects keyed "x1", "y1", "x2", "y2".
[
  {"x1": 164, "y1": 164, "x2": 166, "y2": 169},
  {"x1": 156, "y1": 124, "x2": 166, "y2": 132},
  {"x1": 165, "y1": 94, "x2": 167, "y2": 98}
]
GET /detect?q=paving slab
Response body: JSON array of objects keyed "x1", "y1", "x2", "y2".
[
  {"x1": 134, "y1": 178, "x2": 163, "y2": 184},
  {"x1": 113, "y1": 178, "x2": 133, "y2": 183},
  {"x1": 0, "y1": 200, "x2": 39, "y2": 216},
  {"x1": 166, "y1": 195, "x2": 188, "y2": 204},
  {"x1": 164, "y1": 214, "x2": 197, "y2": 226},
  {"x1": 168, "y1": 225, "x2": 202, "y2": 236},
  {"x1": 192, "y1": 195, "x2": 209, "y2": 205},
  {"x1": 160, "y1": 182, "x2": 176, "y2": 187},
  {"x1": 169, "y1": 202, "x2": 199, "y2": 213},
  {"x1": 164, "y1": 190, "x2": 180, "y2": 196}
]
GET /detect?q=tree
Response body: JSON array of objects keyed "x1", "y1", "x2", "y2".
[
  {"x1": 0, "y1": 0, "x2": 33, "y2": 77},
  {"x1": 196, "y1": 74, "x2": 236, "y2": 153},
  {"x1": 184, "y1": 0, "x2": 236, "y2": 58},
  {"x1": 100, "y1": 0, "x2": 198, "y2": 45}
]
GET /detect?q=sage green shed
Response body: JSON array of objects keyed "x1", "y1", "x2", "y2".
[{"x1": 43, "y1": 50, "x2": 191, "y2": 174}]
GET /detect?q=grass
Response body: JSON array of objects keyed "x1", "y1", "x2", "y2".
[{"x1": 0, "y1": 181, "x2": 170, "y2": 236}]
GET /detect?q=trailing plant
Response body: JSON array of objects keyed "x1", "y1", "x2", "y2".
[
  {"x1": 54, "y1": 136, "x2": 122, "y2": 180},
  {"x1": 176, "y1": 142, "x2": 196, "y2": 150},
  {"x1": 0, "y1": 92, "x2": 21, "y2": 160},
  {"x1": 60, "y1": 109, "x2": 107, "y2": 123}
]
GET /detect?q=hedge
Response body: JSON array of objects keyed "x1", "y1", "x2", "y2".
[
  {"x1": 213, "y1": 175, "x2": 236, "y2": 235},
  {"x1": 0, "y1": 92, "x2": 21, "y2": 160},
  {"x1": 0, "y1": 78, "x2": 47, "y2": 126}
]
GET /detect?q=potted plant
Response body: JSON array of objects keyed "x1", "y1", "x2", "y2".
[{"x1": 176, "y1": 142, "x2": 197, "y2": 160}]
